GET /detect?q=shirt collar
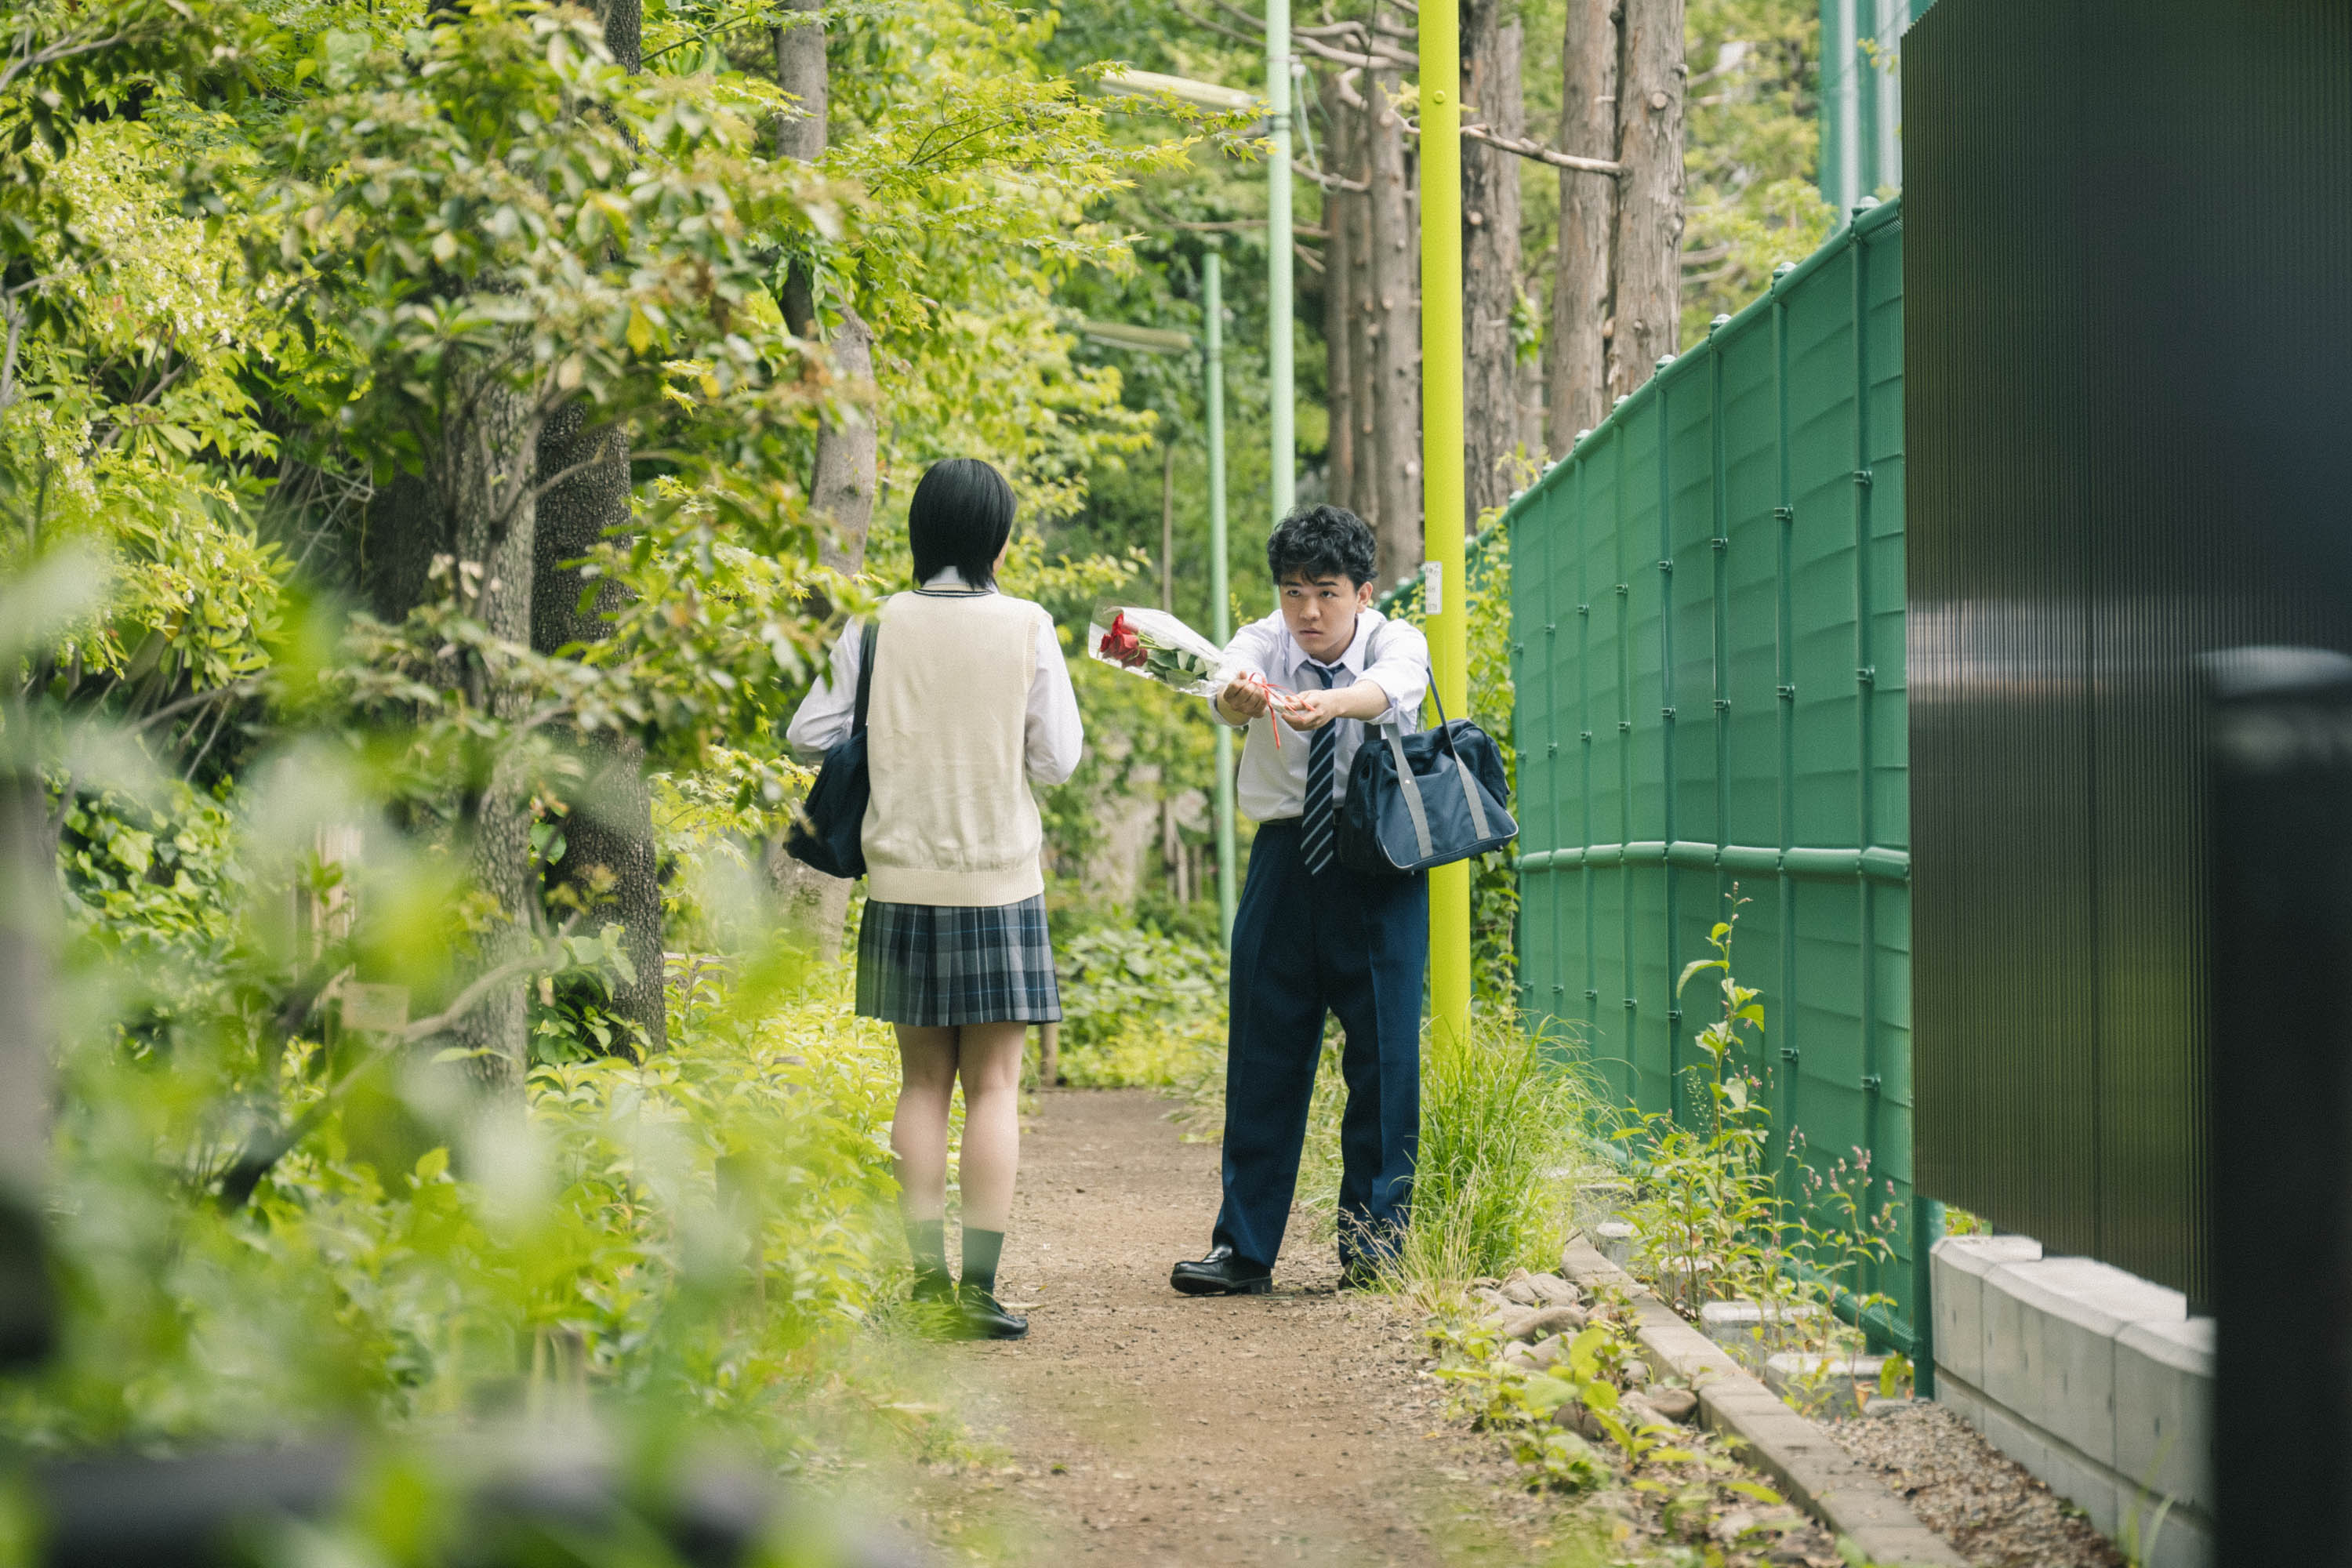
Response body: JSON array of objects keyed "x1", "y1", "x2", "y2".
[
  {"x1": 1283, "y1": 608, "x2": 1382, "y2": 679},
  {"x1": 920, "y1": 565, "x2": 992, "y2": 593}
]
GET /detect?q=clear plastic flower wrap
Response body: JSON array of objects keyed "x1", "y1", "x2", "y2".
[
  {"x1": 1086, "y1": 605, "x2": 1237, "y2": 697},
  {"x1": 1087, "y1": 605, "x2": 1303, "y2": 741}
]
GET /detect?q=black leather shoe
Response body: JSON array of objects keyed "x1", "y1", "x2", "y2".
[
  {"x1": 956, "y1": 1287, "x2": 1029, "y2": 1341},
  {"x1": 1338, "y1": 1259, "x2": 1384, "y2": 1292},
  {"x1": 1171, "y1": 1246, "x2": 1273, "y2": 1296},
  {"x1": 911, "y1": 1272, "x2": 955, "y2": 1305}
]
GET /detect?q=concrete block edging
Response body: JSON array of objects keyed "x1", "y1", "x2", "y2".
[{"x1": 1559, "y1": 1240, "x2": 1966, "y2": 1568}]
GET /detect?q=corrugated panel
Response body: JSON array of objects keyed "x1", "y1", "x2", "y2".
[
  {"x1": 1905, "y1": 0, "x2": 2352, "y2": 1308},
  {"x1": 1510, "y1": 201, "x2": 1917, "y2": 1331}
]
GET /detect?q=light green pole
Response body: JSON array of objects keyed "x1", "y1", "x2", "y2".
[
  {"x1": 1265, "y1": 0, "x2": 1294, "y2": 523},
  {"x1": 1205, "y1": 252, "x2": 1236, "y2": 946}
]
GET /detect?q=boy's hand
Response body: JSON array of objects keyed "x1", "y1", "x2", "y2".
[
  {"x1": 1281, "y1": 687, "x2": 1345, "y2": 731},
  {"x1": 1218, "y1": 673, "x2": 1271, "y2": 722},
  {"x1": 1283, "y1": 680, "x2": 1389, "y2": 731}
]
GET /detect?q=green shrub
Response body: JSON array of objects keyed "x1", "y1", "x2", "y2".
[
  {"x1": 10, "y1": 951, "x2": 928, "y2": 1465},
  {"x1": 1051, "y1": 924, "x2": 1225, "y2": 1094}
]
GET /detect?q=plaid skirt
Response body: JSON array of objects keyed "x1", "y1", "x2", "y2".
[{"x1": 855, "y1": 895, "x2": 1062, "y2": 1026}]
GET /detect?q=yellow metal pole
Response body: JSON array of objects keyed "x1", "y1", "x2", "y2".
[{"x1": 1420, "y1": 0, "x2": 1471, "y2": 1046}]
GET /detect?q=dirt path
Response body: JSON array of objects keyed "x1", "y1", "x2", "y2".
[{"x1": 911, "y1": 1088, "x2": 1593, "y2": 1566}]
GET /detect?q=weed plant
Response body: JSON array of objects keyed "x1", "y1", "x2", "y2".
[
  {"x1": 1286, "y1": 1006, "x2": 1592, "y2": 1290},
  {"x1": 1611, "y1": 898, "x2": 1908, "y2": 1417},
  {"x1": 1391, "y1": 1010, "x2": 1585, "y2": 1288},
  {"x1": 1426, "y1": 1298, "x2": 1813, "y2": 1555}
]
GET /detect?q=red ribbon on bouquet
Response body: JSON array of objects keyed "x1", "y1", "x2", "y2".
[{"x1": 1232, "y1": 670, "x2": 1303, "y2": 749}]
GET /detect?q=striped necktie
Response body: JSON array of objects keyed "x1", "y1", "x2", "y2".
[{"x1": 1300, "y1": 662, "x2": 1339, "y2": 875}]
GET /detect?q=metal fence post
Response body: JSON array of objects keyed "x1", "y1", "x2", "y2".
[
  {"x1": 2206, "y1": 646, "x2": 2352, "y2": 1568},
  {"x1": 1909, "y1": 1196, "x2": 1940, "y2": 1396}
]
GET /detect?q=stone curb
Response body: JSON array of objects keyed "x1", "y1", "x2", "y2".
[{"x1": 1560, "y1": 1240, "x2": 1966, "y2": 1568}]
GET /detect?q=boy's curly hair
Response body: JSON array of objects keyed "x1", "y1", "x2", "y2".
[{"x1": 1266, "y1": 503, "x2": 1378, "y2": 587}]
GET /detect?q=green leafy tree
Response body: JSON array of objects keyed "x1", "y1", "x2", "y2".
[{"x1": 249, "y1": 1, "x2": 834, "y2": 1078}]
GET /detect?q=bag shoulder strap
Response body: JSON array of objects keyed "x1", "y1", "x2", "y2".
[
  {"x1": 1366, "y1": 617, "x2": 1494, "y2": 846},
  {"x1": 852, "y1": 618, "x2": 879, "y2": 735}
]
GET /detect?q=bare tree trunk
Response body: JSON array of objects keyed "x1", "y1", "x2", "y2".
[
  {"x1": 808, "y1": 311, "x2": 877, "y2": 578},
  {"x1": 1036, "y1": 1021, "x2": 1059, "y2": 1087},
  {"x1": 532, "y1": 0, "x2": 664, "y2": 1058},
  {"x1": 531, "y1": 415, "x2": 665, "y2": 1058},
  {"x1": 360, "y1": 343, "x2": 544, "y2": 1087},
  {"x1": 1545, "y1": 0, "x2": 1619, "y2": 450},
  {"x1": 590, "y1": 0, "x2": 640, "y2": 69},
  {"x1": 452, "y1": 369, "x2": 543, "y2": 1087},
  {"x1": 773, "y1": 0, "x2": 826, "y2": 163},
  {"x1": 1343, "y1": 81, "x2": 1380, "y2": 534},
  {"x1": 1318, "y1": 69, "x2": 1356, "y2": 514},
  {"x1": 0, "y1": 750, "x2": 56, "y2": 1365},
  {"x1": 1366, "y1": 56, "x2": 1421, "y2": 583},
  {"x1": 1516, "y1": 350, "x2": 1544, "y2": 460},
  {"x1": 1606, "y1": 0, "x2": 1685, "y2": 399},
  {"x1": 1461, "y1": 2, "x2": 1525, "y2": 519},
  {"x1": 773, "y1": 0, "x2": 874, "y2": 585},
  {"x1": 770, "y1": 0, "x2": 878, "y2": 961}
]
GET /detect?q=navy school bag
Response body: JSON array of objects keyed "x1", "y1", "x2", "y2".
[
  {"x1": 1337, "y1": 666, "x2": 1518, "y2": 877},
  {"x1": 784, "y1": 619, "x2": 878, "y2": 879}
]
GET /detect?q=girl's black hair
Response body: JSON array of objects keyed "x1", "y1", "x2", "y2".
[
  {"x1": 909, "y1": 458, "x2": 1017, "y2": 587},
  {"x1": 1266, "y1": 503, "x2": 1378, "y2": 587}
]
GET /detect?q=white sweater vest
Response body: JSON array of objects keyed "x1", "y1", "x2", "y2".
[{"x1": 862, "y1": 589, "x2": 1048, "y2": 906}]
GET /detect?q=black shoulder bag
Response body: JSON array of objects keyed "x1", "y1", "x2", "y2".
[
  {"x1": 1336, "y1": 639, "x2": 1518, "y2": 876},
  {"x1": 785, "y1": 619, "x2": 879, "y2": 879}
]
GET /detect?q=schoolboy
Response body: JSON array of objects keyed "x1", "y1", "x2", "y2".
[{"x1": 1171, "y1": 504, "x2": 1432, "y2": 1295}]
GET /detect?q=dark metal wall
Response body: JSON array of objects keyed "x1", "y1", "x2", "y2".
[{"x1": 1905, "y1": 0, "x2": 2352, "y2": 1305}]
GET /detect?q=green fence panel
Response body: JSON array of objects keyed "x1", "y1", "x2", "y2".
[{"x1": 1508, "y1": 198, "x2": 1918, "y2": 1338}]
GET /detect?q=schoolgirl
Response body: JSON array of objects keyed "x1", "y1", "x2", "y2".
[{"x1": 788, "y1": 458, "x2": 1082, "y2": 1340}]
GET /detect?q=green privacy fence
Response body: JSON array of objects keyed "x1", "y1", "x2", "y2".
[{"x1": 1505, "y1": 198, "x2": 1927, "y2": 1345}]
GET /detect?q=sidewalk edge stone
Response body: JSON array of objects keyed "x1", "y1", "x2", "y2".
[{"x1": 1561, "y1": 1239, "x2": 1969, "y2": 1568}]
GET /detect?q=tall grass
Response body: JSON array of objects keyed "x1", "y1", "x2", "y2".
[{"x1": 1385, "y1": 1011, "x2": 1592, "y2": 1292}]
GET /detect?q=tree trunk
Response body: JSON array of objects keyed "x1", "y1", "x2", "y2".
[
  {"x1": 0, "y1": 757, "x2": 56, "y2": 1366},
  {"x1": 1461, "y1": 2, "x2": 1525, "y2": 519},
  {"x1": 532, "y1": 405, "x2": 665, "y2": 1058},
  {"x1": 808, "y1": 309, "x2": 877, "y2": 577},
  {"x1": 452, "y1": 368, "x2": 543, "y2": 1087},
  {"x1": 1366, "y1": 57, "x2": 1421, "y2": 583},
  {"x1": 1546, "y1": 0, "x2": 1620, "y2": 450},
  {"x1": 360, "y1": 346, "x2": 543, "y2": 1086},
  {"x1": 1318, "y1": 69, "x2": 1356, "y2": 514},
  {"x1": 360, "y1": 474, "x2": 441, "y2": 626},
  {"x1": 773, "y1": 0, "x2": 825, "y2": 163},
  {"x1": 591, "y1": 0, "x2": 641, "y2": 70},
  {"x1": 1606, "y1": 0, "x2": 1685, "y2": 399},
  {"x1": 1343, "y1": 81, "x2": 1380, "y2": 534},
  {"x1": 769, "y1": 0, "x2": 879, "y2": 961},
  {"x1": 531, "y1": 0, "x2": 664, "y2": 1058}
]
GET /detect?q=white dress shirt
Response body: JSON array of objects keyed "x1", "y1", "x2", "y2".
[
  {"x1": 785, "y1": 568, "x2": 1085, "y2": 786},
  {"x1": 1215, "y1": 607, "x2": 1432, "y2": 822}
]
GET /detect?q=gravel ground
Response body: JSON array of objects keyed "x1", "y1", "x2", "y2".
[{"x1": 1828, "y1": 1402, "x2": 2128, "y2": 1568}]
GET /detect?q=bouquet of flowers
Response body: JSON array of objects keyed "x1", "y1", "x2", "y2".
[
  {"x1": 1087, "y1": 605, "x2": 1232, "y2": 696},
  {"x1": 1087, "y1": 604, "x2": 1302, "y2": 738}
]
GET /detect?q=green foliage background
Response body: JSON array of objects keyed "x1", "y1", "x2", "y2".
[{"x1": 0, "y1": 0, "x2": 1840, "y2": 1546}]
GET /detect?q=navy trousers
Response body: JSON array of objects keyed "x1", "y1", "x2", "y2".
[{"x1": 1213, "y1": 818, "x2": 1429, "y2": 1270}]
